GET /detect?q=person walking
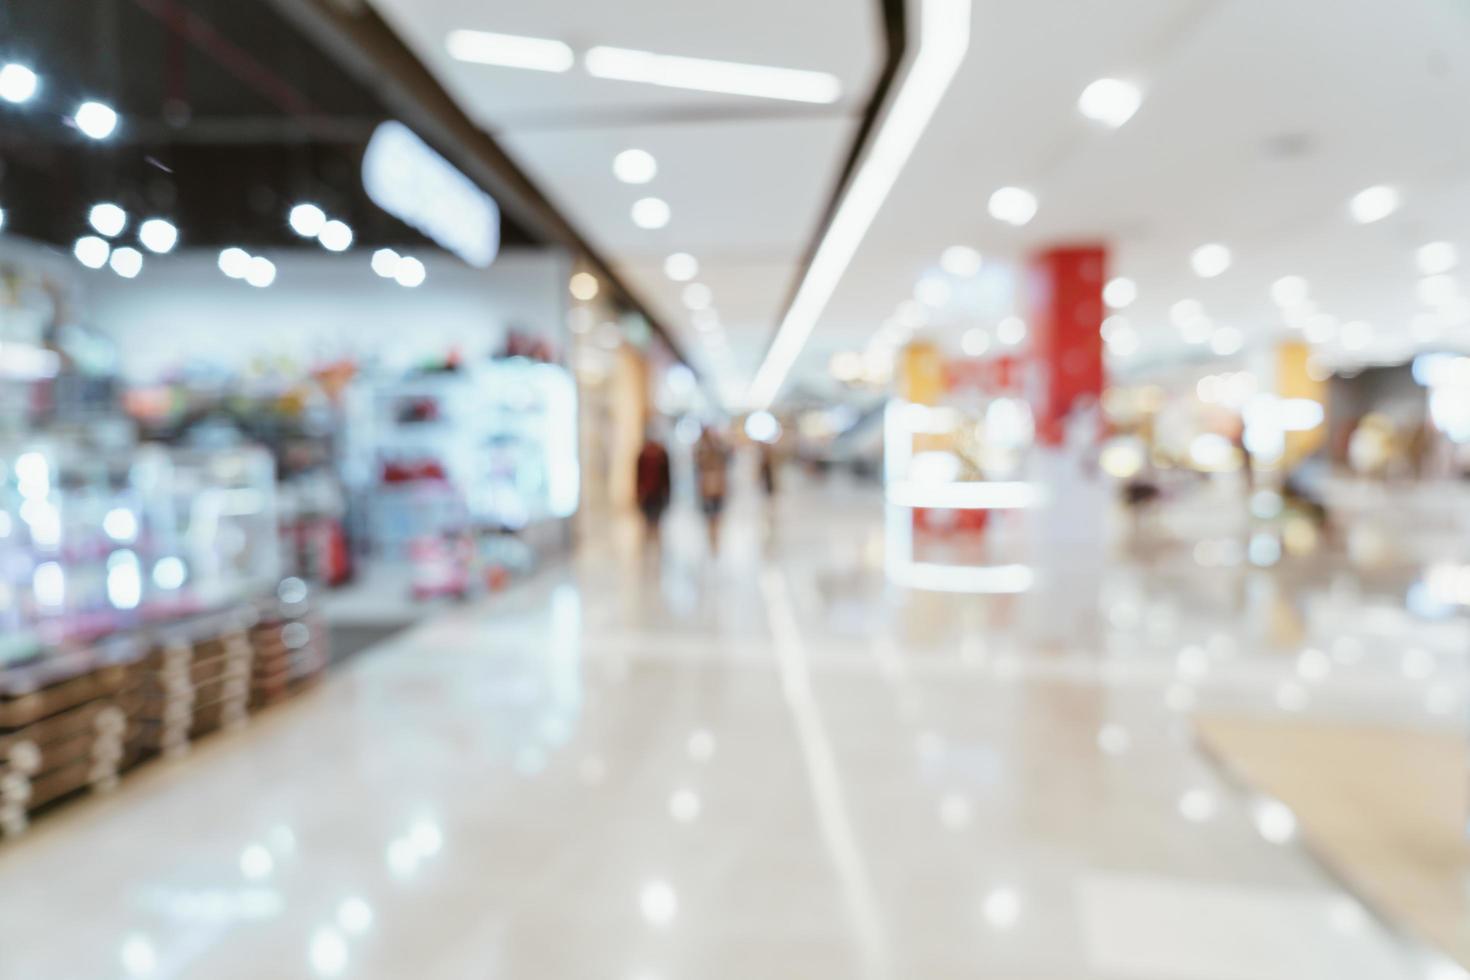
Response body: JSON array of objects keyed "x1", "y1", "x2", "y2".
[
  {"x1": 634, "y1": 430, "x2": 672, "y2": 551},
  {"x1": 694, "y1": 427, "x2": 731, "y2": 553}
]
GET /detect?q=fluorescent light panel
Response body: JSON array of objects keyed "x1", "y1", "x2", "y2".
[
  {"x1": 447, "y1": 29, "x2": 575, "y2": 73},
  {"x1": 747, "y1": 0, "x2": 972, "y2": 408},
  {"x1": 585, "y1": 45, "x2": 841, "y2": 104}
]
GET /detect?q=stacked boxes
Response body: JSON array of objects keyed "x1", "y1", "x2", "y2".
[{"x1": 126, "y1": 613, "x2": 257, "y2": 760}]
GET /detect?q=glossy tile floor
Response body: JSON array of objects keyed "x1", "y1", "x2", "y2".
[{"x1": 1, "y1": 472, "x2": 1466, "y2": 979}]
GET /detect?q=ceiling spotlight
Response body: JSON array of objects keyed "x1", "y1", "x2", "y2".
[
  {"x1": 289, "y1": 203, "x2": 327, "y2": 238},
  {"x1": 1191, "y1": 243, "x2": 1232, "y2": 278},
  {"x1": 394, "y1": 256, "x2": 426, "y2": 288},
  {"x1": 682, "y1": 282, "x2": 712, "y2": 310},
  {"x1": 988, "y1": 186, "x2": 1037, "y2": 227},
  {"x1": 1103, "y1": 276, "x2": 1137, "y2": 309},
  {"x1": 570, "y1": 271, "x2": 600, "y2": 301},
  {"x1": 74, "y1": 235, "x2": 111, "y2": 270},
  {"x1": 613, "y1": 149, "x2": 657, "y2": 185},
  {"x1": 940, "y1": 245, "x2": 983, "y2": 278},
  {"x1": 915, "y1": 273, "x2": 951, "y2": 308},
  {"x1": 1271, "y1": 275, "x2": 1309, "y2": 308},
  {"x1": 1349, "y1": 185, "x2": 1399, "y2": 224},
  {"x1": 445, "y1": 29, "x2": 575, "y2": 73},
  {"x1": 371, "y1": 248, "x2": 401, "y2": 278},
  {"x1": 0, "y1": 207, "x2": 6, "y2": 232},
  {"x1": 664, "y1": 252, "x2": 698, "y2": 281},
  {"x1": 584, "y1": 46, "x2": 841, "y2": 104},
  {"x1": 138, "y1": 218, "x2": 178, "y2": 254},
  {"x1": 1209, "y1": 325, "x2": 1244, "y2": 356},
  {"x1": 218, "y1": 247, "x2": 251, "y2": 279},
  {"x1": 631, "y1": 197, "x2": 670, "y2": 230},
  {"x1": 318, "y1": 219, "x2": 353, "y2": 252},
  {"x1": 109, "y1": 246, "x2": 143, "y2": 279},
  {"x1": 73, "y1": 101, "x2": 119, "y2": 140},
  {"x1": 1078, "y1": 77, "x2": 1142, "y2": 128},
  {"x1": 996, "y1": 316, "x2": 1027, "y2": 346},
  {"x1": 245, "y1": 256, "x2": 276, "y2": 288},
  {"x1": 88, "y1": 202, "x2": 127, "y2": 238},
  {"x1": 1417, "y1": 241, "x2": 1458, "y2": 277},
  {"x1": 0, "y1": 64, "x2": 39, "y2": 104}
]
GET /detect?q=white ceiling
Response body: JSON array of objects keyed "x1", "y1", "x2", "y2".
[
  {"x1": 367, "y1": 0, "x2": 884, "y2": 399},
  {"x1": 372, "y1": 0, "x2": 1470, "y2": 402}
]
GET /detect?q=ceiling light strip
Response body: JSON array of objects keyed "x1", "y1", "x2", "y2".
[
  {"x1": 747, "y1": 0, "x2": 971, "y2": 409},
  {"x1": 446, "y1": 29, "x2": 575, "y2": 73},
  {"x1": 584, "y1": 46, "x2": 841, "y2": 104}
]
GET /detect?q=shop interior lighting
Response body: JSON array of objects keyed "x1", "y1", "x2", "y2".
[
  {"x1": 446, "y1": 29, "x2": 575, "y2": 73},
  {"x1": 612, "y1": 148, "x2": 657, "y2": 184},
  {"x1": 996, "y1": 316, "x2": 1027, "y2": 345},
  {"x1": 1271, "y1": 275, "x2": 1309, "y2": 308},
  {"x1": 664, "y1": 252, "x2": 698, "y2": 281},
  {"x1": 1417, "y1": 242, "x2": 1458, "y2": 277},
  {"x1": 940, "y1": 245, "x2": 982, "y2": 278},
  {"x1": 394, "y1": 256, "x2": 426, "y2": 288},
  {"x1": 0, "y1": 207, "x2": 6, "y2": 232},
  {"x1": 88, "y1": 202, "x2": 127, "y2": 238},
  {"x1": 748, "y1": 0, "x2": 970, "y2": 408},
  {"x1": 289, "y1": 203, "x2": 327, "y2": 238},
  {"x1": 585, "y1": 46, "x2": 841, "y2": 104},
  {"x1": 371, "y1": 248, "x2": 400, "y2": 278},
  {"x1": 318, "y1": 220, "x2": 353, "y2": 252},
  {"x1": 109, "y1": 246, "x2": 143, "y2": 279},
  {"x1": 631, "y1": 197, "x2": 670, "y2": 230},
  {"x1": 1077, "y1": 77, "x2": 1142, "y2": 128},
  {"x1": 1190, "y1": 243, "x2": 1231, "y2": 278},
  {"x1": 987, "y1": 186, "x2": 1037, "y2": 227},
  {"x1": 138, "y1": 218, "x2": 178, "y2": 254},
  {"x1": 569, "y1": 271, "x2": 600, "y2": 301},
  {"x1": 681, "y1": 282, "x2": 712, "y2": 309},
  {"x1": 245, "y1": 256, "x2": 276, "y2": 288},
  {"x1": 1349, "y1": 185, "x2": 1399, "y2": 224},
  {"x1": 218, "y1": 247, "x2": 251, "y2": 279},
  {"x1": 73, "y1": 100, "x2": 119, "y2": 140},
  {"x1": 0, "y1": 64, "x2": 38, "y2": 104},
  {"x1": 1103, "y1": 276, "x2": 1136, "y2": 309},
  {"x1": 74, "y1": 235, "x2": 111, "y2": 269}
]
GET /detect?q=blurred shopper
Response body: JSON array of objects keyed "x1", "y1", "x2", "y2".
[
  {"x1": 694, "y1": 427, "x2": 731, "y2": 552},
  {"x1": 759, "y1": 442, "x2": 779, "y2": 500},
  {"x1": 635, "y1": 430, "x2": 672, "y2": 549}
]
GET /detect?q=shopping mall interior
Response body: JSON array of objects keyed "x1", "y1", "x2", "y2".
[{"x1": 0, "y1": 0, "x2": 1467, "y2": 977}]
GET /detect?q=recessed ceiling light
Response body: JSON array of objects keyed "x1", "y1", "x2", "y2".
[
  {"x1": 1209, "y1": 325, "x2": 1243, "y2": 356},
  {"x1": 445, "y1": 29, "x2": 575, "y2": 73},
  {"x1": 0, "y1": 64, "x2": 39, "y2": 104},
  {"x1": 570, "y1": 271, "x2": 600, "y2": 301},
  {"x1": 1190, "y1": 243, "x2": 1231, "y2": 278},
  {"x1": 987, "y1": 186, "x2": 1037, "y2": 226},
  {"x1": 371, "y1": 248, "x2": 401, "y2": 278},
  {"x1": 88, "y1": 203, "x2": 127, "y2": 238},
  {"x1": 246, "y1": 256, "x2": 276, "y2": 288},
  {"x1": 138, "y1": 218, "x2": 178, "y2": 254},
  {"x1": 1103, "y1": 276, "x2": 1136, "y2": 309},
  {"x1": 664, "y1": 252, "x2": 698, "y2": 281},
  {"x1": 584, "y1": 46, "x2": 841, "y2": 104},
  {"x1": 1077, "y1": 77, "x2": 1142, "y2": 128},
  {"x1": 681, "y1": 282, "x2": 712, "y2": 310},
  {"x1": 940, "y1": 245, "x2": 982, "y2": 278},
  {"x1": 1349, "y1": 185, "x2": 1398, "y2": 224},
  {"x1": 1271, "y1": 275, "x2": 1309, "y2": 308},
  {"x1": 613, "y1": 149, "x2": 657, "y2": 184},
  {"x1": 73, "y1": 101, "x2": 118, "y2": 140},
  {"x1": 74, "y1": 235, "x2": 110, "y2": 270},
  {"x1": 747, "y1": 0, "x2": 970, "y2": 409},
  {"x1": 319, "y1": 219, "x2": 353, "y2": 252},
  {"x1": 631, "y1": 197, "x2": 670, "y2": 229},
  {"x1": 961, "y1": 327, "x2": 990, "y2": 356},
  {"x1": 1417, "y1": 241, "x2": 1458, "y2": 276},
  {"x1": 108, "y1": 246, "x2": 143, "y2": 279},
  {"x1": 289, "y1": 203, "x2": 327, "y2": 238},
  {"x1": 395, "y1": 256, "x2": 426, "y2": 288}
]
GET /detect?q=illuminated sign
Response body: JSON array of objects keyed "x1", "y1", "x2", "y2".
[{"x1": 362, "y1": 121, "x2": 500, "y2": 268}]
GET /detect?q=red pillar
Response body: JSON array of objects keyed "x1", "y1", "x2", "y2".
[{"x1": 1026, "y1": 245, "x2": 1107, "y2": 447}]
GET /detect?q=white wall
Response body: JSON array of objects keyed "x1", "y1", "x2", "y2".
[{"x1": 80, "y1": 247, "x2": 569, "y2": 382}]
